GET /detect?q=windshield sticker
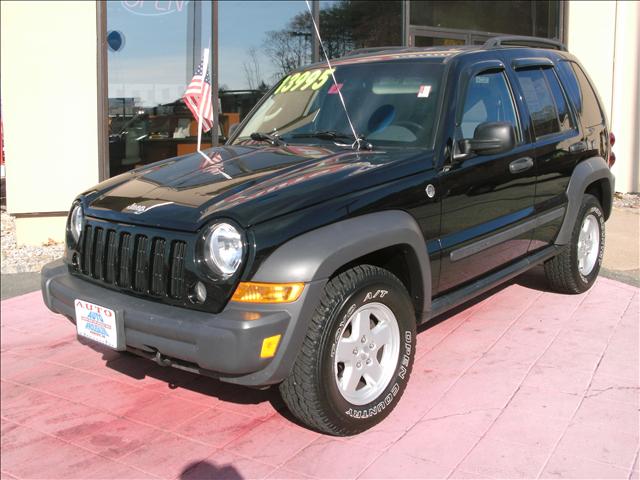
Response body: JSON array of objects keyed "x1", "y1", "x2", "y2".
[
  {"x1": 417, "y1": 85, "x2": 431, "y2": 98},
  {"x1": 274, "y1": 68, "x2": 336, "y2": 95},
  {"x1": 328, "y1": 83, "x2": 343, "y2": 95},
  {"x1": 475, "y1": 76, "x2": 490, "y2": 84}
]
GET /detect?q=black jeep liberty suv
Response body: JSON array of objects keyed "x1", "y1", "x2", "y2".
[{"x1": 42, "y1": 36, "x2": 615, "y2": 435}]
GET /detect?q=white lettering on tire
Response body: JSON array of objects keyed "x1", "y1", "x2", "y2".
[
  {"x1": 364, "y1": 289, "x2": 388, "y2": 301},
  {"x1": 344, "y1": 330, "x2": 413, "y2": 419}
]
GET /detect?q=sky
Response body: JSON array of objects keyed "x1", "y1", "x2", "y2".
[
  {"x1": 218, "y1": 1, "x2": 309, "y2": 88},
  {"x1": 107, "y1": 0, "x2": 331, "y2": 106}
]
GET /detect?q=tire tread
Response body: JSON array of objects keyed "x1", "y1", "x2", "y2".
[
  {"x1": 279, "y1": 265, "x2": 410, "y2": 436},
  {"x1": 544, "y1": 194, "x2": 603, "y2": 294}
]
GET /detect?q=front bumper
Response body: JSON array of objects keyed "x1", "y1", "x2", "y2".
[{"x1": 41, "y1": 260, "x2": 325, "y2": 386}]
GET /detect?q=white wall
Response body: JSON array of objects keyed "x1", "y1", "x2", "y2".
[
  {"x1": 1, "y1": 1, "x2": 100, "y2": 217},
  {"x1": 609, "y1": 0, "x2": 640, "y2": 194},
  {"x1": 567, "y1": 0, "x2": 640, "y2": 193}
]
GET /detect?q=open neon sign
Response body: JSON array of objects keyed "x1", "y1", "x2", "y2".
[{"x1": 121, "y1": 0, "x2": 189, "y2": 16}]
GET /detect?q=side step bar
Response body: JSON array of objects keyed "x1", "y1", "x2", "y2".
[{"x1": 428, "y1": 245, "x2": 562, "y2": 320}]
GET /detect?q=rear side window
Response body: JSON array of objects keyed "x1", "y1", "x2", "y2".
[
  {"x1": 556, "y1": 61, "x2": 582, "y2": 115},
  {"x1": 542, "y1": 69, "x2": 575, "y2": 132},
  {"x1": 570, "y1": 63, "x2": 605, "y2": 128},
  {"x1": 515, "y1": 68, "x2": 561, "y2": 138}
]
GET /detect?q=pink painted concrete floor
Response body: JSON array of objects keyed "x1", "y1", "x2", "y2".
[{"x1": 1, "y1": 270, "x2": 638, "y2": 479}]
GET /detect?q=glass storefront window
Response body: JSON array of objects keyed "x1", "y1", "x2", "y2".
[
  {"x1": 318, "y1": 1, "x2": 402, "y2": 58},
  {"x1": 106, "y1": 1, "x2": 212, "y2": 176},
  {"x1": 218, "y1": 1, "x2": 310, "y2": 135},
  {"x1": 217, "y1": 0, "x2": 403, "y2": 133},
  {"x1": 101, "y1": 0, "x2": 564, "y2": 179},
  {"x1": 104, "y1": 1, "x2": 407, "y2": 178},
  {"x1": 409, "y1": 1, "x2": 561, "y2": 40},
  {"x1": 414, "y1": 35, "x2": 465, "y2": 47}
]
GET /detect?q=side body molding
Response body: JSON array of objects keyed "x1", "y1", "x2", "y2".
[
  {"x1": 252, "y1": 210, "x2": 432, "y2": 320},
  {"x1": 555, "y1": 156, "x2": 614, "y2": 245}
]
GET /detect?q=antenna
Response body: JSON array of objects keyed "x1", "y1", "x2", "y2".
[{"x1": 304, "y1": 0, "x2": 366, "y2": 150}]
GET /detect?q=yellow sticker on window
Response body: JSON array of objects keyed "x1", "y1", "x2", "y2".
[{"x1": 274, "y1": 68, "x2": 336, "y2": 95}]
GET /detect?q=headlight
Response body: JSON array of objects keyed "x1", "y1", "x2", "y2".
[
  {"x1": 69, "y1": 204, "x2": 84, "y2": 243},
  {"x1": 204, "y1": 222, "x2": 243, "y2": 276}
]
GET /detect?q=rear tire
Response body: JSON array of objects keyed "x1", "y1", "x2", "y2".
[
  {"x1": 279, "y1": 265, "x2": 416, "y2": 436},
  {"x1": 544, "y1": 194, "x2": 605, "y2": 294}
]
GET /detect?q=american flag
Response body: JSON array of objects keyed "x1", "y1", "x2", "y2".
[
  {"x1": 183, "y1": 60, "x2": 213, "y2": 132},
  {"x1": 199, "y1": 151, "x2": 224, "y2": 175}
]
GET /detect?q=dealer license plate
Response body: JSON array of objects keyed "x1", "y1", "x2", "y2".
[{"x1": 75, "y1": 299, "x2": 120, "y2": 349}]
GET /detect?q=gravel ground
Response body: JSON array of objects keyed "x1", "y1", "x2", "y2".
[
  {"x1": 613, "y1": 192, "x2": 640, "y2": 209},
  {"x1": 1, "y1": 211, "x2": 64, "y2": 274}
]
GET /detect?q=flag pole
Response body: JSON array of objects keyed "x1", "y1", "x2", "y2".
[
  {"x1": 304, "y1": 0, "x2": 363, "y2": 150},
  {"x1": 196, "y1": 47, "x2": 210, "y2": 164},
  {"x1": 196, "y1": 45, "x2": 231, "y2": 179}
]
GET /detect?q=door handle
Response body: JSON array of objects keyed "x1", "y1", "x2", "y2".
[
  {"x1": 569, "y1": 141, "x2": 588, "y2": 153},
  {"x1": 509, "y1": 157, "x2": 534, "y2": 174}
]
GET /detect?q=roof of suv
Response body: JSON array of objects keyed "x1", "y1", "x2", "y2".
[{"x1": 302, "y1": 36, "x2": 569, "y2": 70}]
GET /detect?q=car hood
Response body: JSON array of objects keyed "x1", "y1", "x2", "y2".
[{"x1": 83, "y1": 144, "x2": 433, "y2": 231}]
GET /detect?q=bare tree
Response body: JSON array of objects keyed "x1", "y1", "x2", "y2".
[
  {"x1": 263, "y1": 11, "x2": 312, "y2": 80},
  {"x1": 264, "y1": 30, "x2": 311, "y2": 80},
  {"x1": 262, "y1": 0, "x2": 402, "y2": 77},
  {"x1": 242, "y1": 47, "x2": 263, "y2": 90}
]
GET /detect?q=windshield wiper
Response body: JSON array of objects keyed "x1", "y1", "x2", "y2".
[
  {"x1": 289, "y1": 130, "x2": 352, "y2": 141},
  {"x1": 250, "y1": 131, "x2": 286, "y2": 146},
  {"x1": 289, "y1": 131, "x2": 373, "y2": 150}
]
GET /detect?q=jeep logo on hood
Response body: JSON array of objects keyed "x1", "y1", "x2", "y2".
[{"x1": 124, "y1": 201, "x2": 173, "y2": 214}]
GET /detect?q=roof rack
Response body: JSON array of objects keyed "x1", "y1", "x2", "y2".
[
  {"x1": 483, "y1": 35, "x2": 566, "y2": 51},
  {"x1": 344, "y1": 46, "x2": 408, "y2": 57}
]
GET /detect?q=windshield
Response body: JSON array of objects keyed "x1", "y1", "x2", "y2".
[{"x1": 233, "y1": 60, "x2": 445, "y2": 149}]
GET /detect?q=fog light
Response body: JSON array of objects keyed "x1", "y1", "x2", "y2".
[
  {"x1": 260, "y1": 334, "x2": 282, "y2": 358},
  {"x1": 193, "y1": 281, "x2": 207, "y2": 303},
  {"x1": 231, "y1": 282, "x2": 304, "y2": 303},
  {"x1": 243, "y1": 312, "x2": 261, "y2": 321}
]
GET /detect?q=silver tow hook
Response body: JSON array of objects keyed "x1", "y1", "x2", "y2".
[{"x1": 154, "y1": 351, "x2": 172, "y2": 367}]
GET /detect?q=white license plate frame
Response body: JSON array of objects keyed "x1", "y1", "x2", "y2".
[{"x1": 74, "y1": 299, "x2": 125, "y2": 350}]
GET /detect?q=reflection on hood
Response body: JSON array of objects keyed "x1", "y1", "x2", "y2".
[{"x1": 84, "y1": 144, "x2": 431, "y2": 230}]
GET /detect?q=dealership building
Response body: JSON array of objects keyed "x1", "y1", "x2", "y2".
[{"x1": 1, "y1": 0, "x2": 638, "y2": 245}]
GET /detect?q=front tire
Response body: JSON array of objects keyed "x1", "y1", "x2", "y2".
[
  {"x1": 544, "y1": 194, "x2": 605, "y2": 294},
  {"x1": 279, "y1": 265, "x2": 416, "y2": 436}
]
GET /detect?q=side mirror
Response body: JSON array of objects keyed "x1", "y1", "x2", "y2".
[
  {"x1": 228, "y1": 123, "x2": 240, "y2": 138},
  {"x1": 461, "y1": 121, "x2": 516, "y2": 156}
]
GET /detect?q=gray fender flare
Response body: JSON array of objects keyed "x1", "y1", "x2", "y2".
[
  {"x1": 253, "y1": 210, "x2": 431, "y2": 318},
  {"x1": 232, "y1": 211, "x2": 431, "y2": 386},
  {"x1": 556, "y1": 156, "x2": 614, "y2": 245}
]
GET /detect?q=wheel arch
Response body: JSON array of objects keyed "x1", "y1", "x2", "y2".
[
  {"x1": 584, "y1": 178, "x2": 613, "y2": 220},
  {"x1": 330, "y1": 244, "x2": 425, "y2": 322},
  {"x1": 556, "y1": 156, "x2": 614, "y2": 245},
  {"x1": 252, "y1": 210, "x2": 432, "y2": 321}
]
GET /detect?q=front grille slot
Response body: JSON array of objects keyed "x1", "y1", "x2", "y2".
[
  {"x1": 93, "y1": 227, "x2": 105, "y2": 280},
  {"x1": 82, "y1": 225, "x2": 94, "y2": 276},
  {"x1": 170, "y1": 241, "x2": 187, "y2": 299},
  {"x1": 78, "y1": 222, "x2": 189, "y2": 302},
  {"x1": 104, "y1": 230, "x2": 118, "y2": 284},
  {"x1": 151, "y1": 239, "x2": 167, "y2": 296},
  {"x1": 119, "y1": 233, "x2": 133, "y2": 289},
  {"x1": 133, "y1": 235, "x2": 150, "y2": 292}
]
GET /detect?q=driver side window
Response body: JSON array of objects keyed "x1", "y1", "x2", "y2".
[{"x1": 460, "y1": 71, "x2": 519, "y2": 141}]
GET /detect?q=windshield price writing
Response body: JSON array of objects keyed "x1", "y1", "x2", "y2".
[{"x1": 274, "y1": 68, "x2": 336, "y2": 95}]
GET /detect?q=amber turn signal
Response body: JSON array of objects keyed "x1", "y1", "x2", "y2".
[
  {"x1": 231, "y1": 282, "x2": 305, "y2": 303},
  {"x1": 260, "y1": 334, "x2": 282, "y2": 358}
]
